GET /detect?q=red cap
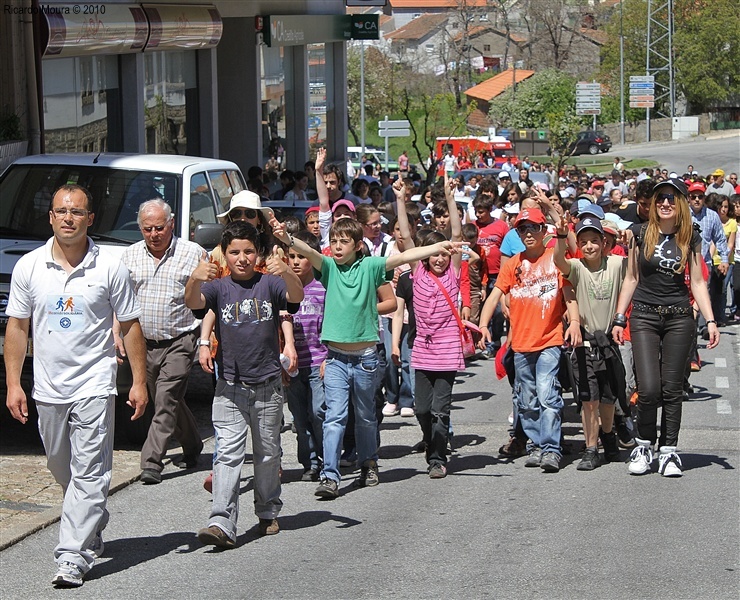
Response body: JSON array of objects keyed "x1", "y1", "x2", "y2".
[
  {"x1": 513, "y1": 208, "x2": 547, "y2": 227},
  {"x1": 688, "y1": 181, "x2": 706, "y2": 193},
  {"x1": 304, "y1": 206, "x2": 320, "y2": 215}
]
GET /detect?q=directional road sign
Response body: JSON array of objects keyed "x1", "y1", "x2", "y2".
[
  {"x1": 378, "y1": 129, "x2": 410, "y2": 137},
  {"x1": 378, "y1": 119, "x2": 410, "y2": 130},
  {"x1": 630, "y1": 75, "x2": 654, "y2": 83},
  {"x1": 629, "y1": 95, "x2": 655, "y2": 102},
  {"x1": 629, "y1": 101, "x2": 655, "y2": 108},
  {"x1": 576, "y1": 82, "x2": 601, "y2": 90},
  {"x1": 576, "y1": 108, "x2": 601, "y2": 115}
]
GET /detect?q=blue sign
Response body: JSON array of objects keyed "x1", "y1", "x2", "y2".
[
  {"x1": 308, "y1": 116, "x2": 322, "y2": 128},
  {"x1": 629, "y1": 83, "x2": 655, "y2": 89}
]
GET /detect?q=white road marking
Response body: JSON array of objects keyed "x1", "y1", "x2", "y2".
[
  {"x1": 716, "y1": 376, "x2": 730, "y2": 388},
  {"x1": 714, "y1": 357, "x2": 726, "y2": 368},
  {"x1": 717, "y1": 399, "x2": 732, "y2": 415}
]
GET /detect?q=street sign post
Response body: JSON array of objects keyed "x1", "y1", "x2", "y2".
[
  {"x1": 576, "y1": 82, "x2": 601, "y2": 129},
  {"x1": 629, "y1": 75, "x2": 655, "y2": 141},
  {"x1": 378, "y1": 117, "x2": 411, "y2": 171}
]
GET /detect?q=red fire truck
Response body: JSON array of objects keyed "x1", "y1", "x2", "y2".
[{"x1": 435, "y1": 136, "x2": 519, "y2": 174}]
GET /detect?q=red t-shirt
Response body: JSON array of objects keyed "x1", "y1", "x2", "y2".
[{"x1": 476, "y1": 218, "x2": 510, "y2": 276}]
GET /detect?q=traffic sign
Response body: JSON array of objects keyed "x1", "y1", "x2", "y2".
[
  {"x1": 630, "y1": 75, "x2": 654, "y2": 82},
  {"x1": 576, "y1": 102, "x2": 601, "y2": 109},
  {"x1": 576, "y1": 108, "x2": 601, "y2": 115},
  {"x1": 378, "y1": 128, "x2": 410, "y2": 137},
  {"x1": 629, "y1": 95, "x2": 654, "y2": 102},
  {"x1": 576, "y1": 82, "x2": 601, "y2": 90},
  {"x1": 629, "y1": 101, "x2": 655, "y2": 108},
  {"x1": 308, "y1": 116, "x2": 322, "y2": 128},
  {"x1": 576, "y1": 90, "x2": 601, "y2": 98},
  {"x1": 378, "y1": 119, "x2": 410, "y2": 130},
  {"x1": 629, "y1": 83, "x2": 655, "y2": 90}
]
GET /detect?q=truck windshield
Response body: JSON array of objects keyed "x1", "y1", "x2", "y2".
[{"x1": 0, "y1": 164, "x2": 180, "y2": 243}]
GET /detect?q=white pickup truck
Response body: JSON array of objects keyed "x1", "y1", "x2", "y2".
[{"x1": 0, "y1": 153, "x2": 246, "y2": 441}]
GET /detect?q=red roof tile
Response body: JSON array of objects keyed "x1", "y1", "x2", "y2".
[
  {"x1": 464, "y1": 68, "x2": 535, "y2": 102},
  {"x1": 385, "y1": 13, "x2": 448, "y2": 41}
]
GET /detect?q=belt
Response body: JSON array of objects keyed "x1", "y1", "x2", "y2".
[
  {"x1": 145, "y1": 329, "x2": 196, "y2": 349},
  {"x1": 632, "y1": 302, "x2": 692, "y2": 315}
]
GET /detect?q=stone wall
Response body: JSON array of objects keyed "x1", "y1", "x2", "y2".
[{"x1": 601, "y1": 114, "x2": 711, "y2": 144}]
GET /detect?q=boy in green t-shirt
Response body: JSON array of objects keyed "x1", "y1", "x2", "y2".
[{"x1": 270, "y1": 217, "x2": 461, "y2": 498}]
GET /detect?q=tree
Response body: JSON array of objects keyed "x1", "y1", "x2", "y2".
[
  {"x1": 346, "y1": 44, "x2": 395, "y2": 145},
  {"x1": 519, "y1": 0, "x2": 589, "y2": 71}
]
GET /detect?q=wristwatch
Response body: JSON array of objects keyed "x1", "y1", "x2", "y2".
[{"x1": 197, "y1": 339, "x2": 211, "y2": 347}]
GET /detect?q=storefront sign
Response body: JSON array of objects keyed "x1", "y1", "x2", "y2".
[
  {"x1": 263, "y1": 15, "x2": 351, "y2": 47},
  {"x1": 351, "y1": 14, "x2": 379, "y2": 40}
]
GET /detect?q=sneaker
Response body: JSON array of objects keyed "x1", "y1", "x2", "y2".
[
  {"x1": 354, "y1": 460, "x2": 380, "y2": 488},
  {"x1": 52, "y1": 562, "x2": 84, "y2": 588},
  {"x1": 172, "y1": 451, "x2": 200, "y2": 469},
  {"x1": 197, "y1": 525, "x2": 236, "y2": 549},
  {"x1": 400, "y1": 407, "x2": 415, "y2": 418},
  {"x1": 577, "y1": 448, "x2": 601, "y2": 471},
  {"x1": 428, "y1": 463, "x2": 447, "y2": 479},
  {"x1": 382, "y1": 403, "x2": 399, "y2": 417},
  {"x1": 507, "y1": 412, "x2": 514, "y2": 425},
  {"x1": 690, "y1": 361, "x2": 701, "y2": 372},
  {"x1": 658, "y1": 447, "x2": 683, "y2": 477},
  {"x1": 140, "y1": 468, "x2": 162, "y2": 485},
  {"x1": 88, "y1": 531, "x2": 104, "y2": 560},
  {"x1": 540, "y1": 452, "x2": 561, "y2": 472},
  {"x1": 258, "y1": 518, "x2": 280, "y2": 536},
  {"x1": 601, "y1": 430, "x2": 620, "y2": 463},
  {"x1": 203, "y1": 472, "x2": 213, "y2": 493},
  {"x1": 524, "y1": 448, "x2": 542, "y2": 467},
  {"x1": 628, "y1": 439, "x2": 654, "y2": 475},
  {"x1": 301, "y1": 467, "x2": 320, "y2": 482},
  {"x1": 616, "y1": 422, "x2": 637, "y2": 449},
  {"x1": 498, "y1": 436, "x2": 527, "y2": 458},
  {"x1": 315, "y1": 478, "x2": 339, "y2": 499}
]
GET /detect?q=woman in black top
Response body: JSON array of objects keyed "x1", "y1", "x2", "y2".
[{"x1": 612, "y1": 178, "x2": 719, "y2": 477}]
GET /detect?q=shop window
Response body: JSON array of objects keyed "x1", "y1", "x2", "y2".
[
  {"x1": 261, "y1": 44, "x2": 288, "y2": 168},
  {"x1": 42, "y1": 55, "x2": 121, "y2": 153},
  {"x1": 144, "y1": 50, "x2": 199, "y2": 155},
  {"x1": 307, "y1": 43, "x2": 326, "y2": 155}
]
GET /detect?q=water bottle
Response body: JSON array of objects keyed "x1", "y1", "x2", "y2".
[{"x1": 279, "y1": 353, "x2": 298, "y2": 377}]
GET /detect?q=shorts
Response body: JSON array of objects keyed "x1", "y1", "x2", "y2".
[{"x1": 571, "y1": 345, "x2": 616, "y2": 404}]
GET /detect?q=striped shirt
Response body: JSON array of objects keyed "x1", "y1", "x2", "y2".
[
  {"x1": 122, "y1": 236, "x2": 204, "y2": 341},
  {"x1": 411, "y1": 262, "x2": 464, "y2": 372}
]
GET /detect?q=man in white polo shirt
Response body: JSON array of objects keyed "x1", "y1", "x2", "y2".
[{"x1": 4, "y1": 184, "x2": 148, "y2": 588}]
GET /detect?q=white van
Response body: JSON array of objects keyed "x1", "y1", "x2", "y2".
[{"x1": 0, "y1": 153, "x2": 246, "y2": 441}]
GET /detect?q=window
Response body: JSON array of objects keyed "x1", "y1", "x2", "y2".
[
  {"x1": 479, "y1": 13, "x2": 489, "y2": 22},
  {"x1": 452, "y1": 22, "x2": 459, "y2": 29},
  {"x1": 484, "y1": 45, "x2": 491, "y2": 52},
  {"x1": 426, "y1": 44, "x2": 435, "y2": 54}
]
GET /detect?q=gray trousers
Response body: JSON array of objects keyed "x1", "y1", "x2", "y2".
[
  {"x1": 36, "y1": 394, "x2": 114, "y2": 573},
  {"x1": 208, "y1": 377, "x2": 284, "y2": 541},
  {"x1": 141, "y1": 331, "x2": 202, "y2": 472}
]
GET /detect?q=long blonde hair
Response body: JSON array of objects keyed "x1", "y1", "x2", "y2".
[{"x1": 642, "y1": 184, "x2": 693, "y2": 272}]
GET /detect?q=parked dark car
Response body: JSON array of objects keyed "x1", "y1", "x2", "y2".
[{"x1": 569, "y1": 130, "x2": 612, "y2": 155}]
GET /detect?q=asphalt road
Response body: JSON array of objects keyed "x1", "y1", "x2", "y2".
[
  {"x1": 1, "y1": 326, "x2": 738, "y2": 600},
  {"x1": 611, "y1": 132, "x2": 739, "y2": 176}
]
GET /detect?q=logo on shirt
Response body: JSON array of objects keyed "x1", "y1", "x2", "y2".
[
  {"x1": 221, "y1": 298, "x2": 274, "y2": 325},
  {"x1": 47, "y1": 294, "x2": 85, "y2": 332}
]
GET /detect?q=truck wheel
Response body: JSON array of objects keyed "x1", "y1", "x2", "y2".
[{"x1": 588, "y1": 144, "x2": 599, "y2": 155}]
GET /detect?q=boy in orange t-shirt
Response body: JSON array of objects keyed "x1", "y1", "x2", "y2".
[{"x1": 479, "y1": 208, "x2": 581, "y2": 472}]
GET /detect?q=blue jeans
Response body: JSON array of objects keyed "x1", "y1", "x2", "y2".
[
  {"x1": 514, "y1": 346, "x2": 563, "y2": 456},
  {"x1": 286, "y1": 366, "x2": 326, "y2": 471},
  {"x1": 321, "y1": 348, "x2": 379, "y2": 483},
  {"x1": 382, "y1": 317, "x2": 414, "y2": 409}
]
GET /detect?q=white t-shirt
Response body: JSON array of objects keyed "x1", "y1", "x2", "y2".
[{"x1": 6, "y1": 238, "x2": 141, "y2": 403}]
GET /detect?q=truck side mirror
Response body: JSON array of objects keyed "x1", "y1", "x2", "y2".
[{"x1": 194, "y1": 223, "x2": 223, "y2": 250}]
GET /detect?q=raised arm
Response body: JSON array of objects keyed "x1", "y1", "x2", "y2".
[
  {"x1": 386, "y1": 240, "x2": 464, "y2": 272},
  {"x1": 444, "y1": 173, "x2": 463, "y2": 274},
  {"x1": 553, "y1": 215, "x2": 572, "y2": 277},
  {"x1": 270, "y1": 217, "x2": 325, "y2": 271},
  {"x1": 315, "y1": 148, "x2": 330, "y2": 213}
]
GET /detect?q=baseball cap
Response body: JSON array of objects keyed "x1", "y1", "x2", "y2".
[
  {"x1": 579, "y1": 203, "x2": 606, "y2": 220},
  {"x1": 331, "y1": 199, "x2": 356, "y2": 214},
  {"x1": 688, "y1": 181, "x2": 706, "y2": 194},
  {"x1": 304, "y1": 205, "x2": 320, "y2": 215},
  {"x1": 591, "y1": 179, "x2": 606, "y2": 188},
  {"x1": 655, "y1": 177, "x2": 688, "y2": 197},
  {"x1": 503, "y1": 203, "x2": 520, "y2": 215},
  {"x1": 569, "y1": 198, "x2": 592, "y2": 216},
  {"x1": 596, "y1": 195, "x2": 612, "y2": 208},
  {"x1": 575, "y1": 217, "x2": 604, "y2": 236},
  {"x1": 217, "y1": 190, "x2": 273, "y2": 218},
  {"x1": 498, "y1": 171, "x2": 511, "y2": 179},
  {"x1": 513, "y1": 208, "x2": 546, "y2": 227},
  {"x1": 604, "y1": 212, "x2": 633, "y2": 231},
  {"x1": 600, "y1": 220, "x2": 618, "y2": 236},
  {"x1": 712, "y1": 168, "x2": 725, "y2": 177}
]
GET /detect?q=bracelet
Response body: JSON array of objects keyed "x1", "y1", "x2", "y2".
[
  {"x1": 288, "y1": 234, "x2": 295, "y2": 247},
  {"x1": 706, "y1": 320, "x2": 717, "y2": 325},
  {"x1": 612, "y1": 313, "x2": 627, "y2": 328},
  {"x1": 556, "y1": 234, "x2": 568, "y2": 239},
  {"x1": 197, "y1": 339, "x2": 211, "y2": 347}
]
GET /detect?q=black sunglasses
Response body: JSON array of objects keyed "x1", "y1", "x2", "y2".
[
  {"x1": 689, "y1": 193, "x2": 705, "y2": 200},
  {"x1": 516, "y1": 223, "x2": 543, "y2": 235},
  {"x1": 656, "y1": 193, "x2": 676, "y2": 205},
  {"x1": 230, "y1": 208, "x2": 258, "y2": 219}
]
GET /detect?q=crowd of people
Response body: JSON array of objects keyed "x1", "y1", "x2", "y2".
[{"x1": 4, "y1": 151, "x2": 737, "y2": 585}]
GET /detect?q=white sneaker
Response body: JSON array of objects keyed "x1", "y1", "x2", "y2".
[
  {"x1": 52, "y1": 561, "x2": 84, "y2": 588},
  {"x1": 382, "y1": 403, "x2": 399, "y2": 417},
  {"x1": 658, "y1": 447, "x2": 683, "y2": 477},
  {"x1": 400, "y1": 407, "x2": 415, "y2": 418},
  {"x1": 628, "y1": 439, "x2": 653, "y2": 475}
]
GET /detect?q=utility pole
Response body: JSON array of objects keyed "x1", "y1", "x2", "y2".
[{"x1": 619, "y1": 0, "x2": 625, "y2": 145}]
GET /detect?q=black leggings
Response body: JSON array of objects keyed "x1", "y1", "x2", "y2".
[{"x1": 630, "y1": 310, "x2": 695, "y2": 446}]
